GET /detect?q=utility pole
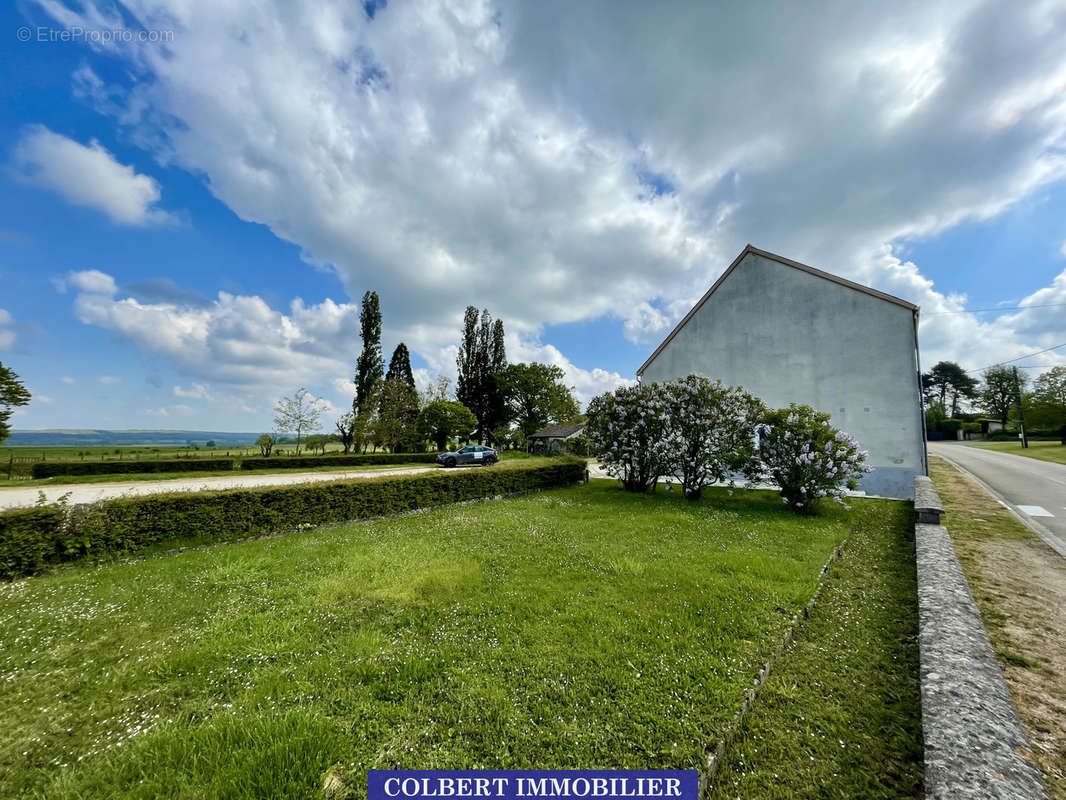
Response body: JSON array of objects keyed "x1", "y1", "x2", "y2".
[{"x1": 1013, "y1": 366, "x2": 1028, "y2": 449}]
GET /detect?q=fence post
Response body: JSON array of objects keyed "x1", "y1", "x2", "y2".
[{"x1": 7, "y1": 454, "x2": 12, "y2": 481}]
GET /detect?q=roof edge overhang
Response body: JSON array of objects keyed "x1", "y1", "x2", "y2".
[{"x1": 635, "y1": 244, "x2": 920, "y2": 376}]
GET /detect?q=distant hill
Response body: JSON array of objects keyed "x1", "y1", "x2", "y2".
[{"x1": 6, "y1": 429, "x2": 262, "y2": 447}]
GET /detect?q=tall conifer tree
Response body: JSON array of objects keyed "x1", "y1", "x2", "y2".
[
  {"x1": 354, "y1": 291, "x2": 383, "y2": 415},
  {"x1": 456, "y1": 307, "x2": 509, "y2": 443},
  {"x1": 386, "y1": 343, "x2": 415, "y2": 389}
]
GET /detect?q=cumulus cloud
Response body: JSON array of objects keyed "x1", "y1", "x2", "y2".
[
  {"x1": 67, "y1": 269, "x2": 118, "y2": 295},
  {"x1": 65, "y1": 270, "x2": 361, "y2": 393},
  {"x1": 98, "y1": 376, "x2": 120, "y2": 384},
  {"x1": 36, "y1": 0, "x2": 1066, "y2": 377},
  {"x1": 60, "y1": 376, "x2": 76, "y2": 384},
  {"x1": 13, "y1": 125, "x2": 175, "y2": 226}
]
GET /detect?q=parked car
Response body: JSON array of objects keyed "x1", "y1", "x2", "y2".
[{"x1": 437, "y1": 445, "x2": 498, "y2": 467}]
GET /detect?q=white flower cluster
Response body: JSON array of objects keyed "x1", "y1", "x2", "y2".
[
  {"x1": 588, "y1": 379, "x2": 871, "y2": 513},
  {"x1": 756, "y1": 407, "x2": 872, "y2": 512}
]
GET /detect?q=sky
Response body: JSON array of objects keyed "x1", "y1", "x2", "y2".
[{"x1": 2, "y1": 0, "x2": 1066, "y2": 432}]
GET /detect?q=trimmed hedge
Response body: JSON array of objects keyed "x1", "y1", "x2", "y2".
[
  {"x1": 986, "y1": 431, "x2": 1062, "y2": 442},
  {"x1": 32, "y1": 458, "x2": 236, "y2": 479},
  {"x1": 240, "y1": 452, "x2": 439, "y2": 470},
  {"x1": 3, "y1": 459, "x2": 586, "y2": 579},
  {"x1": 0, "y1": 506, "x2": 66, "y2": 579}
]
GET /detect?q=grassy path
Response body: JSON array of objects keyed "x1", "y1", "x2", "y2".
[{"x1": 709, "y1": 496, "x2": 923, "y2": 799}]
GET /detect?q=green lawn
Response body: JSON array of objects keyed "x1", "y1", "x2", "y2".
[
  {"x1": 0, "y1": 482, "x2": 919, "y2": 798},
  {"x1": 974, "y1": 440, "x2": 1066, "y2": 465},
  {"x1": 710, "y1": 494, "x2": 922, "y2": 798}
]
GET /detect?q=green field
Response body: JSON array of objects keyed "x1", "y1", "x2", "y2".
[
  {"x1": 974, "y1": 440, "x2": 1066, "y2": 465},
  {"x1": 0, "y1": 481, "x2": 920, "y2": 798}
]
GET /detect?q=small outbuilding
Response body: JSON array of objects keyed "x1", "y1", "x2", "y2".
[
  {"x1": 529, "y1": 422, "x2": 587, "y2": 455},
  {"x1": 637, "y1": 244, "x2": 926, "y2": 499}
]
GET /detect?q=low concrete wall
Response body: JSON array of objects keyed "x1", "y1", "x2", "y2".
[{"x1": 914, "y1": 477, "x2": 1047, "y2": 799}]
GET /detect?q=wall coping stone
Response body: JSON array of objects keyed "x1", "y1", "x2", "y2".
[
  {"x1": 914, "y1": 474, "x2": 943, "y2": 524},
  {"x1": 915, "y1": 474, "x2": 1047, "y2": 799}
]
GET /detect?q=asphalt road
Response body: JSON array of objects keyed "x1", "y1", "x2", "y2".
[
  {"x1": 0, "y1": 465, "x2": 439, "y2": 510},
  {"x1": 929, "y1": 442, "x2": 1066, "y2": 559}
]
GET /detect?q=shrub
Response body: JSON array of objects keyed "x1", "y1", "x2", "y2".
[
  {"x1": 941, "y1": 418, "x2": 963, "y2": 436},
  {"x1": 256, "y1": 433, "x2": 276, "y2": 456},
  {"x1": 240, "y1": 453, "x2": 438, "y2": 470},
  {"x1": 566, "y1": 433, "x2": 592, "y2": 457},
  {"x1": 2, "y1": 460, "x2": 585, "y2": 579},
  {"x1": 586, "y1": 383, "x2": 670, "y2": 492},
  {"x1": 0, "y1": 505, "x2": 66, "y2": 579},
  {"x1": 661, "y1": 376, "x2": 765, "y2": 499},
  {"x1": 33, "y1": 458, "x2": 236, "y2": 479},
  {"x1": 757, "y1": 404, "x2": 872, "y2": 514}
]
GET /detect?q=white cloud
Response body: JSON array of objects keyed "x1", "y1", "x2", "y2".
[
  {"x1": 508, "y1": 335, "x2": 633, "y2": 406},
  {"x1": 37, "y1": 0, "x2": 1066, "y2": 378},
  {"x1": 98, "y1": 375, "x2": 121, "y2": 384},
  {"x1": 146, "y1": 404, "x2": 194, "y2": 417},
  {"x1": 173, "y1": 383, "x2": 211, "y2": 399},
  {"x1": 34, "y1": 394, "x2": 55, "y2": 405},
  {"x1": 0, "y1": 308, "x2": 13, "y2": 350},
  {"x1": 68, "y1": 271, "x2": 360, "y2": 393},
  {"x1": 66, "y1": 269, "x2": 118, "y2": 296},
  {"x1": 13, "y1": 125, "x2": 175, "y2": 226},
  {"x1": 60, "y1": 376, "x2": 76, "y2": 384}
]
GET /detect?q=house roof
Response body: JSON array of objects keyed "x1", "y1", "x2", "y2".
[
  {"x1": 530, "y1": 422, "x2": 587, "y2": 439},
  {"x1": 636, "y1": 244, "x2": 919, "y2": 376}
]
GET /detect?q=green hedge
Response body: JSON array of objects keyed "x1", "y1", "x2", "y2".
[
  {"x1": 240, "y1": 452, "x2": 439, "y2": 470},
  {"x1": 32, "y1": 458, "x2": 236, "y2": 479},
  {"x1": 0, "y1": 506, "x2": 67, "y2": 579},
  {"x1": 986, "y1": 431, "x2": 1063, "y2": 442},
  {"x1": 3, "y1": 459, "x2": 586, "y2": 579}
]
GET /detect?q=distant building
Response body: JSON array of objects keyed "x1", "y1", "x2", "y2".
[
  {"x1": 637, "y1": 245, "x2": 926, "y2": 498},
  {"x1": 529, "y1": 422, "x2": 587, "y2": 455}
]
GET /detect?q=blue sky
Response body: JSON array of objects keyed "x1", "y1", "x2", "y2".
[{"x1": 3, "y1": 0, "x2": 1066, "y2": 431}]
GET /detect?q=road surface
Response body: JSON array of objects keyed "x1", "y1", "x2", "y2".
[
  {"x1": 929, "y1": 442, "x2": 1066, "y2": 559},
  {"x1": 0, "y1": 465, "x2": 439, "y2": 510}
]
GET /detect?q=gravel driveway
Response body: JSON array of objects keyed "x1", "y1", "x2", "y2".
[{"x1": 0, "y1": 465, "x2": 440, "y2": 510}]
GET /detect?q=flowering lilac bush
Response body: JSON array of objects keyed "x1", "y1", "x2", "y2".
[
  {"x1": 662, "y1": 376, "x2": 765, "y2": 499},
  {"x1": 756, "y1": 404, "x2": 872, "y2": 513},
  {"x1": 586, "y1": 383, "x2": 670, "y2": 492}
]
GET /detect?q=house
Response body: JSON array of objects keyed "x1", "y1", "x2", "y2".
[
  {"x1": 529, "y1": 422, "x2": 587, "y2": 455},
  {"x1": 637, "y1": 244, "x2": 926, "y2": 499}
]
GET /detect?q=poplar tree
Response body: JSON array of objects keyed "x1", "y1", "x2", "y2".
[
  {"x1": 354, "y1": 291, "x2": 383, "y2": 415},
  {"x1": 456, "y1": 307, "x2": 509, "y2": 443}
]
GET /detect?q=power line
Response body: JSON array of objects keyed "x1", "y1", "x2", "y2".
[
  {"x1": 925, "y1": 301, "x2": 1066, "y2": 316},
  {"x1": 968, "y1": 342, "x2": 1066, "y2": 374}
]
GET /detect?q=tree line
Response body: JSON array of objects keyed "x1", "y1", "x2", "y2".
[
  {"x1": 268, "y1": 292, "x2": 582, "y2": 455},
  {"x1": 922, "y1": 359, "x2": 1066, "y2": 435}
]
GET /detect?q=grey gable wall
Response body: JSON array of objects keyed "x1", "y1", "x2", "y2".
[{"x1": 639, "y1": 252, "x2": 926, "y2": 499}]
